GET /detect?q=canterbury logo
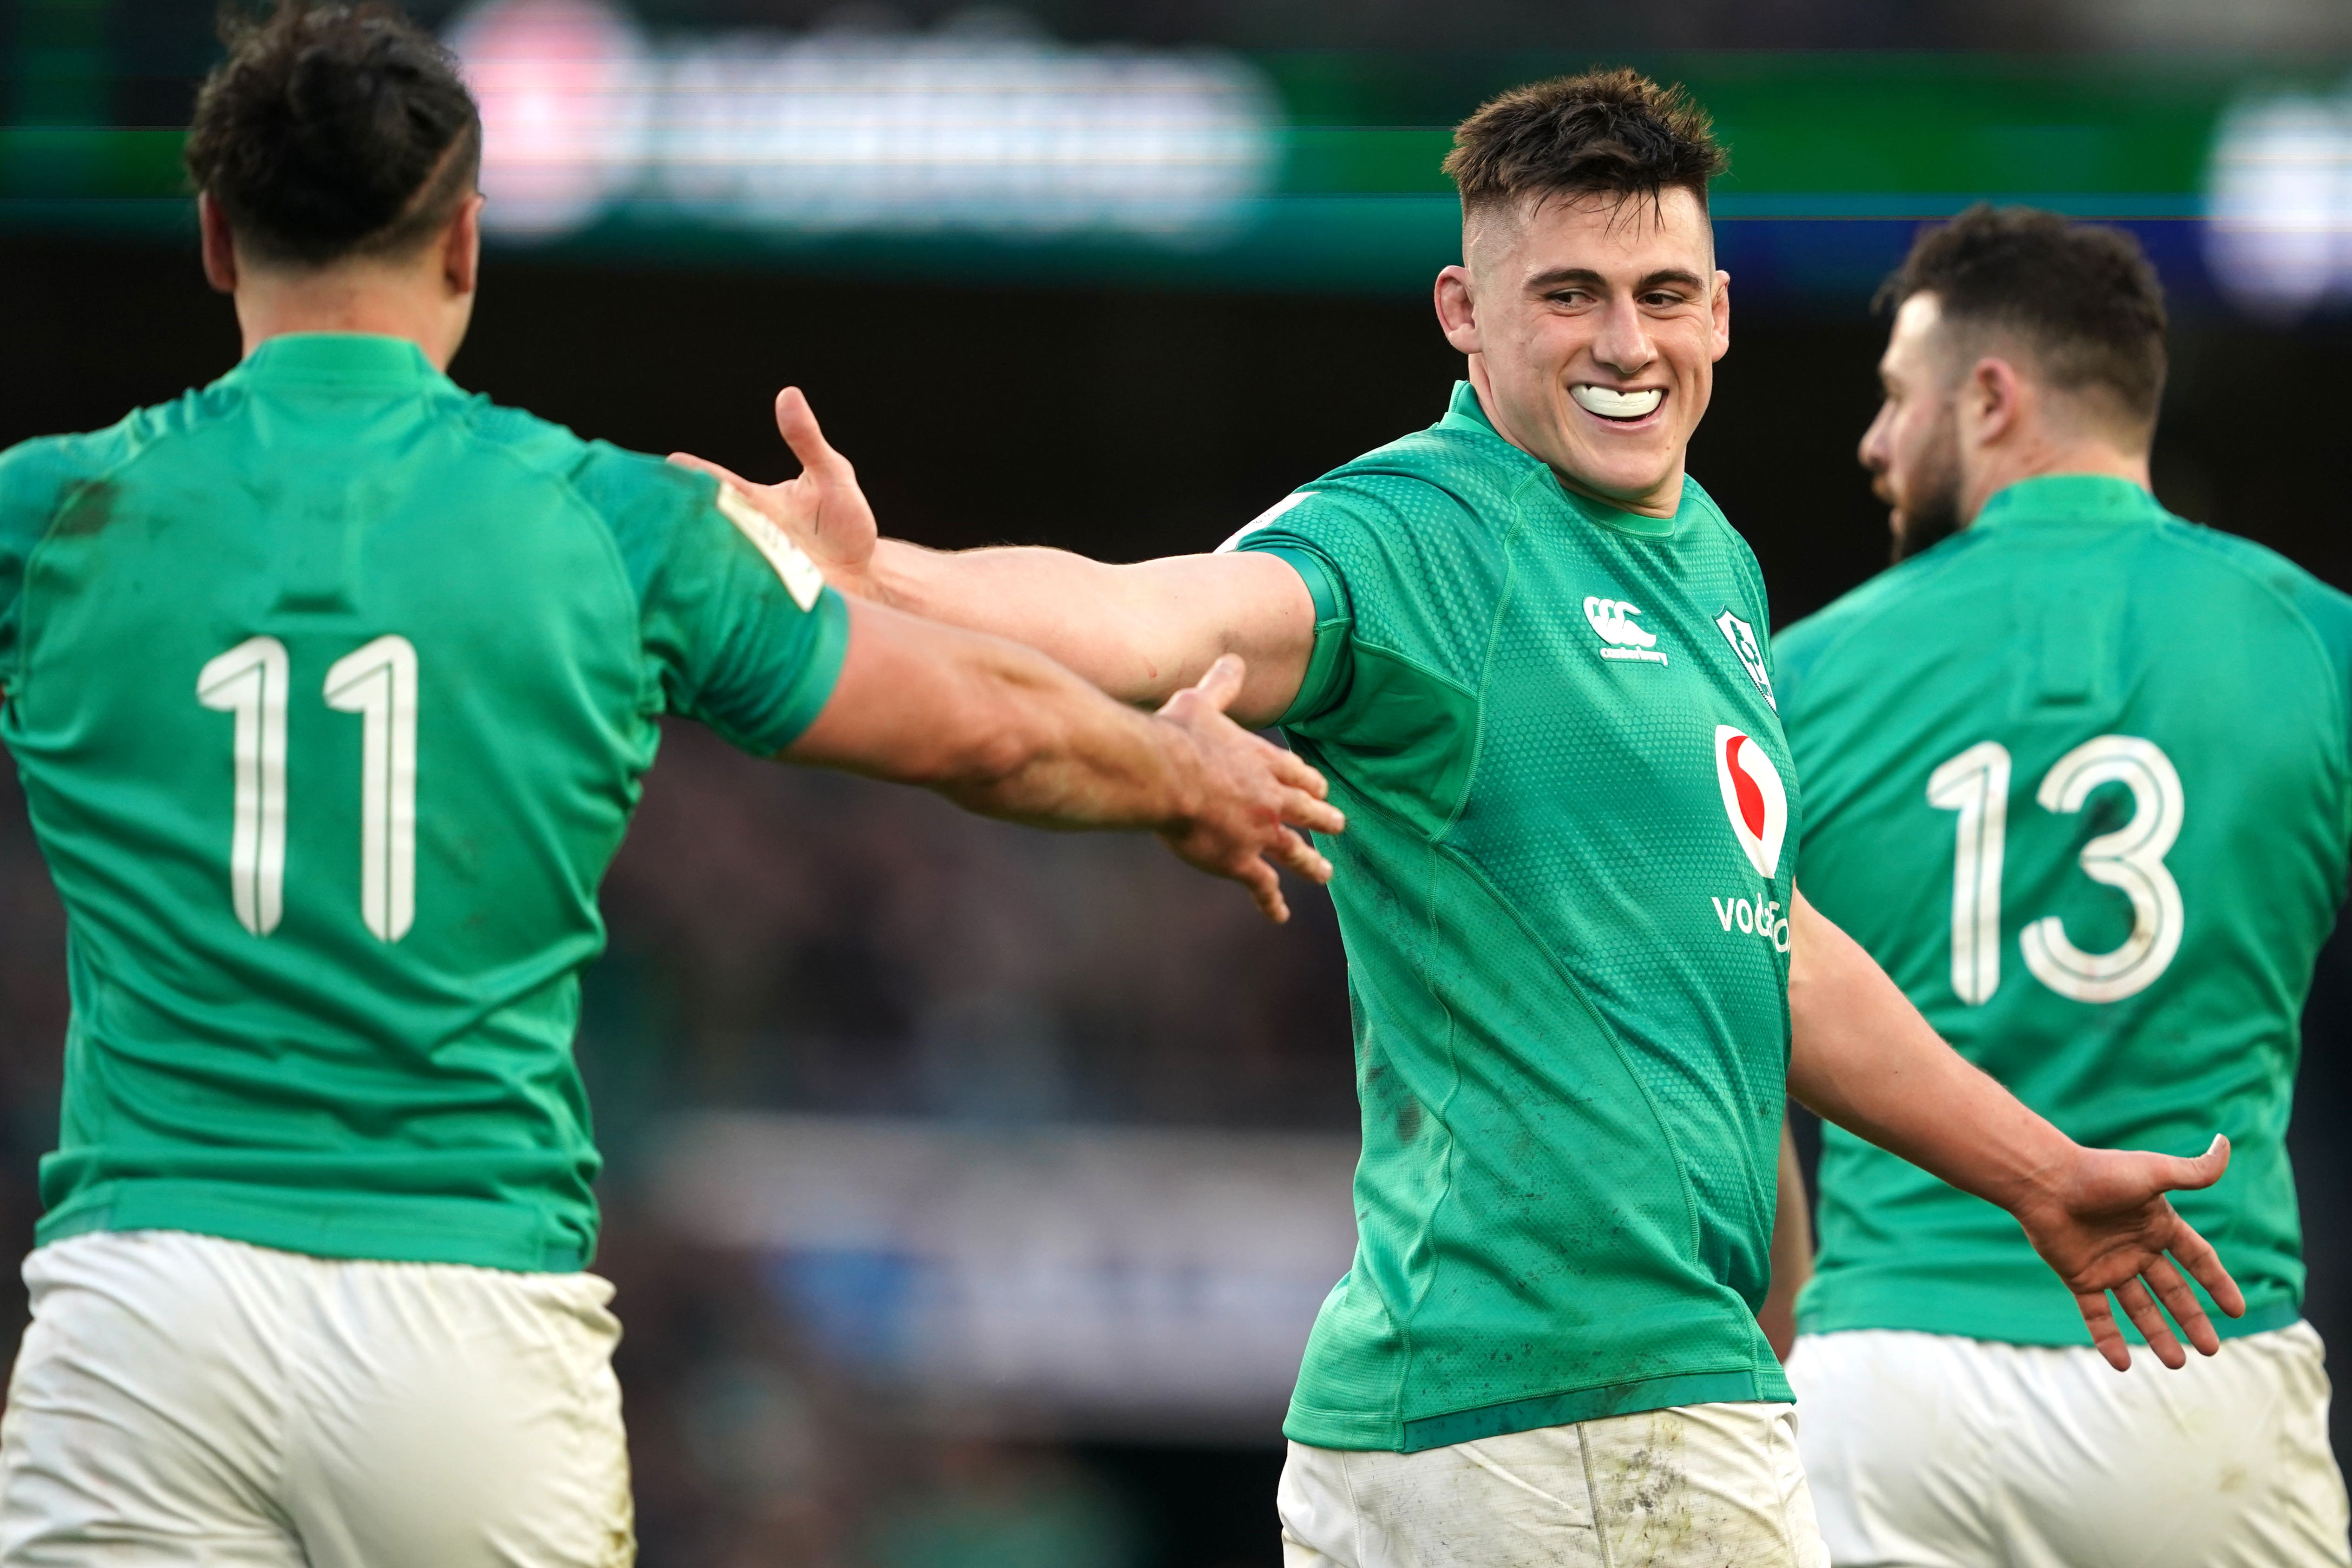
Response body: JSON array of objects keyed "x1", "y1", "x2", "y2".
[
  {"x1": 1585, "y1": 597, "x2": 1667, "y2": 666},
  {"x1": 1715, "y1": 725, "x2": 1789, "y2": 879}
]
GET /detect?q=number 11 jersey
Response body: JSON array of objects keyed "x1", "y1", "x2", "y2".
[
  {"x1": 0, "y1": 333, "x2": 847, "y2": 1273},
  {"x1": 1778, "y1": 474, "x2": 2352, "y2": 1345}
]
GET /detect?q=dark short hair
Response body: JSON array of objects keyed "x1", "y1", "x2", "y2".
[
  {"x1": 185, "y1": 1, "x2": 481, "y2": 268},
  {"x1": 1442, "y1": 69, "x2": 1728, "y2": 221},
  {"x1": 1881, "y1": 204, "x2": 2168, "y2": 427}
]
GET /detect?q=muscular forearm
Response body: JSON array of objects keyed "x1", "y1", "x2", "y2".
[
  {"x1": 863, "y1": 540, "x2": 1315, "y2": 725},
  {"x1": 1784, "y1": 890, "x2": 2075, "y2": 1219},
  {"x1": 923, "y1": 637, "x2": 1204, "y2": 830},
  {"x1": 797, "y1": 604, "x2": 1202, "y2": 830},
  {"x1": 868, "y1": 540, "x2": 1192, "y2": 704}
]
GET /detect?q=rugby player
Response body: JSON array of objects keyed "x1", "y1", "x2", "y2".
[
  {"x1": 1773, "y1": 207, "x2": 2352, "y2": 1566},
  {"x1": 0, "y1": 7, "x2": 1340, "y2": 1564},
  {"x1": 689, "y1": 74, "x2": 2248, "y2": 1567}
]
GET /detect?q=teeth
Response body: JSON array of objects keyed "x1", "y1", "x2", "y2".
[{"x1": 1572, "y1": 385, "x2": 1664, "y2": 419}]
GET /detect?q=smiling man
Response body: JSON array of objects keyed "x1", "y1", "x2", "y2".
[{"x1": 687, "y1": 75, "x2": 2248, "y2": 1568}]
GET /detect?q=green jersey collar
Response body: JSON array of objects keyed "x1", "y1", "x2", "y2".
[
  {"x1": 1437, "y1": 379, "x2": 1682, "y2": 539},
  {"x1": 1972, "y1": 473, "x2": 2164, "y2": 532},
  {"x1": 231, "y1": 332, "x2": 446, "y2": 392}
]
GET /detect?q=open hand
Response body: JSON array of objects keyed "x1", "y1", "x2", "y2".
[
  {"x1": 2011, "y1": 1135, "x2": 2244, "y2": 1370},
  {"x1": 1153, "y1": 656, "x2": 1343, "y2": 923},
  {"x1": 672, "y1": 387, "x2": 883, "y2": 598}
]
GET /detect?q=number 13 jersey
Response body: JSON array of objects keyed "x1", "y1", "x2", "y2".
[
  {"x1": 1779, "y1": 474, "x2": 2352, "y2": 1345},
  {"x1": 0, "y1": 334, "x2": 848, "y2": 1273}
]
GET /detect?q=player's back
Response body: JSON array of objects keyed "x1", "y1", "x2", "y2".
[
  {"x1": 0, "y1": 333, "x2": 841, "y2": 1273},
  {"x1": 1780, "y1": 473, "x2": 2352, "y2": 1343}
]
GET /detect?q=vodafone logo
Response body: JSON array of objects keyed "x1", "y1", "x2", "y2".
[{"x1": 1714, "y1": 725, "x2": 1789, "y2": 879}]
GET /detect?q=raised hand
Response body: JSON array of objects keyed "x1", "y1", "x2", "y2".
[
  {"x1": 1152, "y1": 656, "x2": 1343, "y2": 924},
  {"x1": 2009, "y1": 1135, "x2": 2244, "y2": 1370},
  {"x1": 671, "y1": 387, "x2": 882, "y2": 598}
]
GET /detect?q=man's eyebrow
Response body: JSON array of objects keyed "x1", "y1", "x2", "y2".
[
  {"x1": 1635, "y1": 268, "x2": 1708, "y2": 292},
  {"x1": 1523, "y1": 266, "x2": 1709, "y2": 294},
  {"x1": 1524, "y1": 267, "x2": 1606, "y2": 292}
]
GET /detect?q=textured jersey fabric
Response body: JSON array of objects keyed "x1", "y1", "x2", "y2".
[
  {"x1": 1779, "y1": 474, "x2": 2352, "y2": 1345},
  {"x1": 0, "y1": 333, "x2": 847, "y2": 1273},
  {"x1": 1231, "y1": 381, "x2": 1799, "y2": 1452}
]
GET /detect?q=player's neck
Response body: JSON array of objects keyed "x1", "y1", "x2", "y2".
[
  {"x1": 233, "y1": 269, "x2": 469, "y2": 371},
  {"x1": 1960, "y1": 439, "x2": 2150, "y2": 528}
]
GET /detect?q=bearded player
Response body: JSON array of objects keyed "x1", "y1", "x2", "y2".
[
  {"x1": 0, "y1": 7, "x2": 1342, "y2": 1564},
  {"x1": 693, "y1": 76, "x2": 2247, "y2": 1568},
  {"x1": 1770, "y1": 207, "x2": 2352, "y2": 1566}
]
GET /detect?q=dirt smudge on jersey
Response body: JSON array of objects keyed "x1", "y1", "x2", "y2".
[{"x1": 54, "y1": 479, "x2": 117, "y2": 538}]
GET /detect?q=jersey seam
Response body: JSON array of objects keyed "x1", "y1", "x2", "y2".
[
  {"x1": 1404, "y1": 824, "x2": 1457, "y2": 1437},
  {"x1": 450, "y1": 408, "x2": 664, "y2": 729},
  {"x1": 2156, "y1": 521, "x2": 2352, "y2": 852},
  {"x1": 1432, "y1": 478, "x2": 1528, "y2": 844},
  {"x1": 13, "y1": 397, "x2": 240, "y2": 697},
  {"x1": 1779, "y1": 535, "x2": 1988, "y2": 695}
]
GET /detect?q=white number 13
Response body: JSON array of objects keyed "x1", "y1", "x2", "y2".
[
  {"x1": 1927, "y1": 735, "x2": 2185, "y2": 1006},
  {"x1": 197, "y1": 634, "x2": 419, "y2": 942}
]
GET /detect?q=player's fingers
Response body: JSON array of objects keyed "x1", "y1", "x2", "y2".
[
  {"x1": 2154, "y1": 1135, "x2": 2230, "y2": 1194},
  {"x1": 2077, "y1": 1291, "x2": 2133, "y2": 1372},
  {"x1": 1189, "y1": 654, "x2": 1246, "y2": 712},
  {"x1": 2163, "y1": 1214, "x2": 2246, "y2": 1318},
  {"x1": 1268, "y1": 825, "x2": 1334, "y2": 886},
  {"x1": 2140, "y1": 1254, "x2": 2221, "y2": 1357},
  {"x1": 1237, "y1": 855, "x2": 1289, "y2": 924},
  {"x1": 667, "y1": 452, "x2": 762, "y2": 495},
  {"x1": 1279, "y1": 785, "x2": 1346, "y2": 837},
  {"x1": 1264, "y1": 741, "x2": 1330, "y2": 799},
  {"x1": 773, "y1": 387, "x2": 853, "y2": 482},
  {"x1": 2115, "y1": 1277, "x2": 2186, "y2": 1369}
]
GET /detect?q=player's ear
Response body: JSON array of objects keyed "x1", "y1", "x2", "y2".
[
  {"x1": 442, "y1": 193, "x2": 485, "y2": 300},
  {"x1": 1968, "y1": 356, "x2": 2025, "y2": 445},
  {"x1": 1710, "y1": 270, "x2": 1731, "y2": 362},
  {"x1": 1435, "y1": 265, "x2": 1481, "y2": 355},
  {"x1": 198, "y1": 192, "x2": 238, "y2": 295}
]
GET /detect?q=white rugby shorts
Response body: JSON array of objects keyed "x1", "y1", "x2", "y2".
[
  {"x1": 0, "y1": 1229, "x2": 633, "y2": 1568},
  {"x1": 1278, "y1": 1400, "x2": 1829, "y2": 1568},
  {"x1": 1788, "y1": 1322, "x2": 2352, "y2": 1568}
]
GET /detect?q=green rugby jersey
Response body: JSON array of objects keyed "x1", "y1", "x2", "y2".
[
  {"x1": 1780, "y1": 474, "x2": 2352, "y2": 1345},
  {"x1": 0, "y1": 333, "x2": 847, "y2": 1273},
  {"x1": 1230, "y1": 381, "x2": 1799, "y2": 1452}
]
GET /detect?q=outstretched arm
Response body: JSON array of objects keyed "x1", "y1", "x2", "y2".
[
  {"x1": 1785, "y1": 888, "x2": 2242, "y2": 1369},
  {"x1": 786, "y1": 596, "x2": 1341, "y2": 923},
  {"x1": 675, "y1": 389, "x2": 1318, "y2": 726}
]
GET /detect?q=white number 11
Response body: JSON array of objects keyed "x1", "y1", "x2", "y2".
[{"x1": 197, "y1": 634, "x2": 419, "y2": 942}]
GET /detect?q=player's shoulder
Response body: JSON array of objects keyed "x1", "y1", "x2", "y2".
[
  {"x1": 0, "y1": 391, "x2": 215, "y2": 545},
  {"x1": 1233, "y1": 418, "x2": 1533, "y2": 562},
  {"x1": 2141, "y1": 514, "x2": 2352, "y2": 665},
  {"x1": 443, "y1": 395, "x2": 720, "y2": 547},
  {"x1": 1675, "y1": 475, "x2": 1764, "y2": 569},
  {"x1": 1326, "y1": 409, "x2": 1540, "y2": 509},
  {"x1": 1775, "y1": 529, "x2": 1989, "y2": 689}
]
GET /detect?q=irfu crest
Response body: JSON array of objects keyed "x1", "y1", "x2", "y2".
[{"x1": 1715, "y1": 609, "x2": 1775, "y2": 710}]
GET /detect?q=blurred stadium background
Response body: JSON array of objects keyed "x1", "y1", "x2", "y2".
[{"x1": 6, "y1": 0, "x2": 2352, "y2": 1561}]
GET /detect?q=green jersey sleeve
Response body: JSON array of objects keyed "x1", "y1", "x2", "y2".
[
  {"x1": 568, "y1": 446, "x2": 850, "y2": 755},
  {"x1": 0, "y1": 428, "x2": 128, "y2": 690},
  {"x1": 1224, "y1": 477, "x2": 1495, "y2": 729}
]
